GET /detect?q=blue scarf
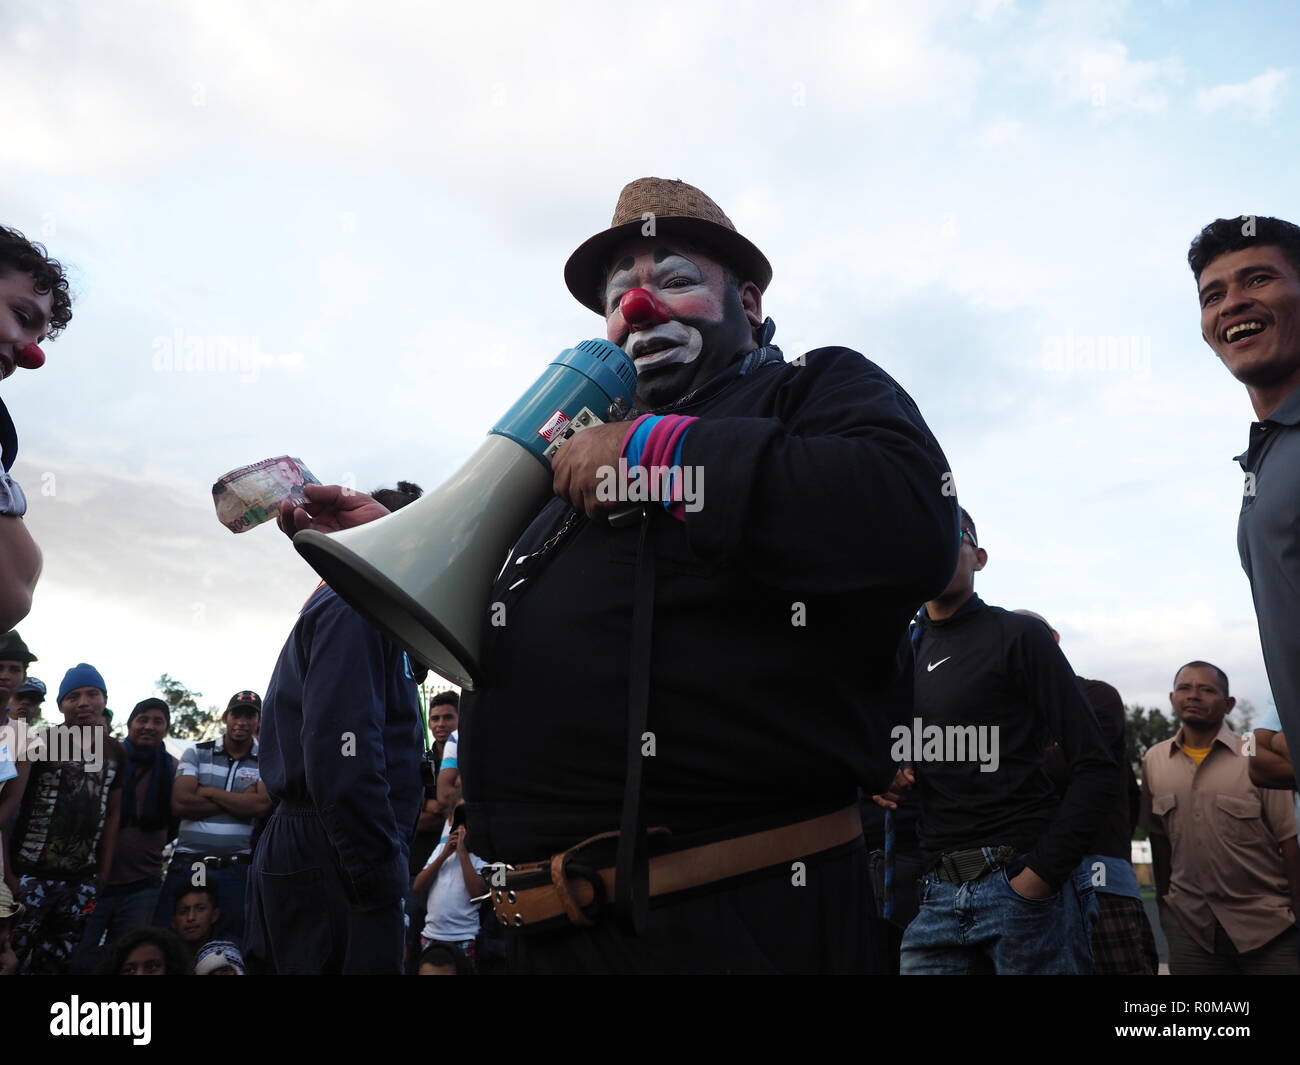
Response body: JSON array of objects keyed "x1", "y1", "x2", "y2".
[{"x1": 121, "y1": 739, "x2": 175, "y2": 830}]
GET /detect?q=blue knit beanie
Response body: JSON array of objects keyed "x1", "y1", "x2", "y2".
[{"x1": 58, "y1": 663, "x2": 107, "y2": 704}]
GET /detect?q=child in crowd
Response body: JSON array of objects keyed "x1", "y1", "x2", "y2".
[{"x1": 411, "y1": 802, "x2": 485, "y2": 973}]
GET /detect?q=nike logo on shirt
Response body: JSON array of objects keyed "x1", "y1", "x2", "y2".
[{"x1": 926, "y1": 657, "x2": 952, "y2": 672}]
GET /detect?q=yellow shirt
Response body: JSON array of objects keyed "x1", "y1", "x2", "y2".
[{"x1": 1182, "y1": 744, "x2": 1211, "y2": 767}]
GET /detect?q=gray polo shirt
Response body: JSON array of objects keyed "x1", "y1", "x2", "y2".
[{"x1": 1236, "y1": 383, "x2": 1300, "y2": 760}]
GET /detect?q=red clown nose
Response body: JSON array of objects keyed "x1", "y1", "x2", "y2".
[
  {"x1": 15, "y1": 342, "x2": 45, "y2": 369},
  {"x1": 618, "y1": 288, "x2": 672, "y2": 329}
]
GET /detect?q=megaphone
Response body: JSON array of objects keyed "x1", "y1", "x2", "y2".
[{"x1": 293, "y1": 339, "x2": 638, "y2": 690}]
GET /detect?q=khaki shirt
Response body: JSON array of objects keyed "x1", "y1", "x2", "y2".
[{"x1": 1142, "y1": 722, "x2": 1297, "y2": 953}]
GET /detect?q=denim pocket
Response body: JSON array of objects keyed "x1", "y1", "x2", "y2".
[{"x1": 999, "y1": 865, "x2": 1062, "y2": 904}]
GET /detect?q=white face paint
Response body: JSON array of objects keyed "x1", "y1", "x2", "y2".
[
  {"x1": 605, "y1": 252, "x2": 713, "y2": 375},
  {"x1": 626, "y1": 324, "x2": 704, "y2": 373}
]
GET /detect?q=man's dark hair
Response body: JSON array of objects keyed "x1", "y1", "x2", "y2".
[
  {"x1": 371, "y1": 480, "x2": 423, "y2": 512},
  {"x1": 173, "y1": 885, "x2": 220, "y2": 912},
  {"x1": 128, "y1": 697, "x2": 170, "y2": 725},
  {"x1": 1187, "y1": 216, "x2": 1300, "y2": 282},
  {"x1": 100, "y1": 926, "x2": 193, "y2": 975},
  {"x1": 0, "y1": 225, "x2": 73, "y2": 339},
  {"x1": 1174, "y1": 660, "x2": 1230, "y2": 697},
  {"x1": 430, "y1": 690, "x2": 460, "y2": 710}
]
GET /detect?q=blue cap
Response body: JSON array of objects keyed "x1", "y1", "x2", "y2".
[
  {"x1": 15, "y1": 676, "x2": 45, "y2": 700},
  {"x1": 58, "y1": 663, "x2": 107, "y2": 704}
]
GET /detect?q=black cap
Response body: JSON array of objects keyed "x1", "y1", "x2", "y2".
[
  {"x1": 225, "y1": 690, "x2": 262, "y2": 714},
  {"x1": 0, "y1": 630, "x2": 36, "y2": 664}
]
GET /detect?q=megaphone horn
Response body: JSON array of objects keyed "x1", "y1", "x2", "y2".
[{"x1": 293, "y1": 339, "x2": 638, "y2": 690}]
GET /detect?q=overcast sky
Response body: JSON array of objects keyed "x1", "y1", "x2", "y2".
[{"x1": 2, "y1": 0, "x2": 1295, "y2": 724}]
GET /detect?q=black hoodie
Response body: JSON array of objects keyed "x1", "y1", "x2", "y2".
[{"x1": 463, "y1": 341, "x2": 959, "y2": 862}]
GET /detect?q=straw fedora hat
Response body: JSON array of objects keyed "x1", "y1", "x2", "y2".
[{"x1": 564, "y1": 177, "x2": 772, "y2": 315}]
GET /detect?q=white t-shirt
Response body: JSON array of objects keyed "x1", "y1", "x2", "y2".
[{"x1": 421, "y1": 822, "x2": 485, "y2": 942}]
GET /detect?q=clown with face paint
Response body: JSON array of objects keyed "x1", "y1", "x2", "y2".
[
  {"x1": 0, "y1": 226, "x2": 72, "y2": 632},
  {"x1": 285, "y1": 178, "x2": 959, "y2": 973}
]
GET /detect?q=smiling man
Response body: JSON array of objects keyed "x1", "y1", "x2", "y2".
[
  {"x1": 1190, "y1": 216, "x2": 1300, "y2": 770},
  {"x1": 0, "y1": 226, "x2": 72, "y2": 632},
  {"x1": 283, "y1": 177, "x2": 959, "y2": 973}
]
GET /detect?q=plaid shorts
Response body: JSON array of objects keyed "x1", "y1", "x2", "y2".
[
  {"x1": 1090, "y1": 893, "x2": 1158, "y2": 975},
  {"x1": 419, "y1": 936, "x2": 476, "y2": 971}
]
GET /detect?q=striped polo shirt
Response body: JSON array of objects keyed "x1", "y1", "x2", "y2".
[{"x1": 175, "y1": 735, "x2": 261, "y2": 857}]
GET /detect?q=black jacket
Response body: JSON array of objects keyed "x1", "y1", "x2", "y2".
[
  {"x1": 260, "y1": 585, "x2": 424, "y2": 905},
  {"x1": 463, "y1": 341, "x2": 959, "y2": 862}
]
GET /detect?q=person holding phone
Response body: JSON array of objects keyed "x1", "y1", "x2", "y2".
[{"x1": 412, "y1": 803, "x2": 487, "y2": 973}]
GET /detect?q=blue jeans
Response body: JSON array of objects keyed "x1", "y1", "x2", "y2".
[
  {"x1": 71, "y1": 878, "x2": 161, "y2": 973},
  {"x1": 153, "y1": 856, "x2": 249, "y2": 946},
  {"x1": 900, "y1": 852, "x2": 1097, "y2": 975}
]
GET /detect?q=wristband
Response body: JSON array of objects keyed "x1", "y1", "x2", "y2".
[{"x1": 0, "y1": 472, "x2": 27, "y2": 518}]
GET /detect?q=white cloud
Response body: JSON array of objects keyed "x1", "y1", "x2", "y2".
[
  {"x1": 1058, "y1": 41, "x2": 1185, "y2": 114},
  {"x1": 1196, "y1": 68, "x2": 1288, "y2": 121},
  {"x1": 979, "y1": 118, "x2": 1023, "y2": 145},
  {"x1": 974, "y1": 0, "x2": 1015, "y2": 20}
]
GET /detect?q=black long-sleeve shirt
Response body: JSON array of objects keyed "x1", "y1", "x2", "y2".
[
  {"x1": 912, "y1": 595, "x2": 1116, "y2": 887},
  {"x1": 463, "y1": 342, "x2": 959, "y2": 862}
]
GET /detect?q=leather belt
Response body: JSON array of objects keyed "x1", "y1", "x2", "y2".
[
  {"x1": 489, "y1": 805, "x2": 862, "y2": 934},
  {"x1": 176, "y1": 852, "x2": 252, "y2": 870}
]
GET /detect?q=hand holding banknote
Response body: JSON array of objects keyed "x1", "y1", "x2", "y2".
[
  {"x1": 275, "y1": 484, "x2": 390, "y2": 541},
  {"x1": 213, "y1": 456, "x2": 322, "y2": 534}
]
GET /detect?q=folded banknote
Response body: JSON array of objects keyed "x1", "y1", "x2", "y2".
[{"x1": 213, "y1": 456, "x2": 321, "y2": 533}]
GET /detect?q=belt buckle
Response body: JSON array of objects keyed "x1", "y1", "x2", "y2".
[{"x1": 470, "y1": 863, "x2": 513, "y2": 905}]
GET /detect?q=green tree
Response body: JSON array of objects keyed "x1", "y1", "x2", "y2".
[
  {"x1": 1227, "y1": 697, "x2": 1256, "y2": 734},
  {"x1": 156, "y1": 673, "x2": 220, "y2": 741},
  {"x1": 1125, "y1": 704, "x2": 1177, "y2": 779}
]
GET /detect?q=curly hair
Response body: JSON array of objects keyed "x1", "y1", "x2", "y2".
[
  {"x1": 0, "y1": 225, "x2": 73, "y2": 339},
  {"x1": 1187, "y1": 216, "x2": 1300, "y2": 283}
]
